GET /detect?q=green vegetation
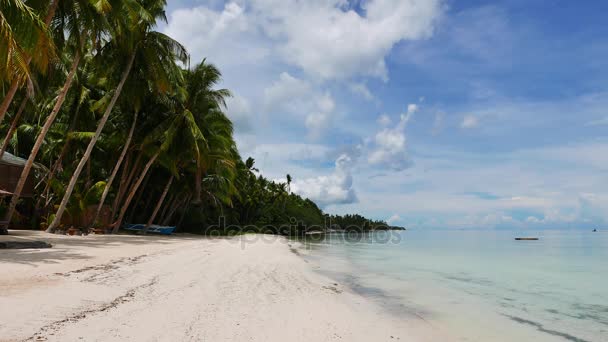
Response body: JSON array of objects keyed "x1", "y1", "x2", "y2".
[{"x1": 0, "y1": 0, "x2": 392, "y2": 236}]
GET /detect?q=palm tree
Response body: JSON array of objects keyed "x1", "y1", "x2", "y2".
[
  {"x1": 3, "y1": 50, "x2": 82, "y2": 230},
  {"x1": 0, "y1": 96, "x2": 27, "y2": 159},
  {"x1": 0, "y1": 0, "x2": 54, "y2": 125},
  {"x1": 111, "y1": 148, "x2": 160, "y2": 233},
  {"x1": 181, "y1": 60, "x2": 231, "y2": 204},
  {"x1": 3, "y1": 0, "x2": 112, "y2": 231},
  {"x1": 143, "y1": 174, "x2": 173, "y2": 230},
  {"x1": 0, "y1": 2, "x2": 307, "y2": 237},
  {"x1": 90, "y1": 111, "x2": 137, "y2": 227},
  {"x1": 48, "y1": 0, "x2": 189, "y2": 232}
]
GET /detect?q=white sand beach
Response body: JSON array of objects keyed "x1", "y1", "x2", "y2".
[{"x1": 0, "y1": 231, "x2": 447, "y2": 342}]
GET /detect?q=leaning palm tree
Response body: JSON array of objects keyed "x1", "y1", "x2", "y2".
[
  {"x1": 0, "y1": 0, "x2": 53, "y2": 125},
  {"x1": 48, "y1": 0, "x2": 189, "y2": 232},
  {"x1": 111, "y1": 101, "x2": 188, "y2": 233},
  {"x1": 141, "y1": 148, "x2": 186, "y2": 233},
  {"x1": 3, "y1": 0, "x2": 111, "y2": 232},
  {"x1": 89, "y1": 110, "x2": 137, "y2": 227},
  {"x1": 0, "y1": 96, "x2": 27, "y2": 159}
]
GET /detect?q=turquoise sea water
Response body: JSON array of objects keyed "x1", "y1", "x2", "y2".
[{"x1": 295, "y1": 229, "x2": 608, "y2": 342}]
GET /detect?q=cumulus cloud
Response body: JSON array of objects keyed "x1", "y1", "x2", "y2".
[
  {"x1": 386, "y1": 214, "x2": 401, "y2": 225},
  {"x1": 305, "y1": 112, "x2": 330, "y2": 136},
  {"x1": 226, "y1": 93, "x2": 253, "y2": 132},
  {"x1": 306, "y1": 92, "x2": 336, "y2": 136},
  {"x1": 264, "y1": 73, "x2": 336, "y2": 137},
  {"x1": 377, "y1": 114, "x2": 391, "y2": 126},
  {"x1": 264, "y1": 72, "x2": 312, "y2": 112},
  {"x1": 349, "y1": 82, "x2": 375, "y2": 101},
  {"x1": 253, "y1": 0, "x2": 442, "y2": 80},
  {"x1": 290, "y1": 153, "x2": 358, "y2": 207},
  {"x1": 366, "y1": 104, "x2": 417, "y2": 171},
  {"x1": 166, "y1": 0, "x2": 442, "y2": 81},
  {"x1": 316, "y1": 92, "x2": 335, "y2": 113},
  {"x1": 164, "y1": 3, "x2": 271, "y2": 68},
  {"x1": 461, "y1": 114, "x2": 479, "y2": 129},
  {"x1": 586, "y1": 116, "x2": 608, "y2": 126}
]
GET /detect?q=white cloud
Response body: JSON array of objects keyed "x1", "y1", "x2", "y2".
[
  {"x1": 366, "y1": 104, "x2": 417, "y2": 171},
  {"x1": 168, "y1": 1, "x2": 443, "y2": 81},
  {"x1": 461, "y1": 114, "x2": 479, "y2": 129},
  {"x1": 164, "y1": 3, "x2": 271, "y2": 68},
  {"x1": 407, "y1": 104, "x2": 419, "y2": 114},
  {"x1": 291, "y1": 153, "x2": 358, "y2": 206},
  {"x1": 251, "y1": 0, "x2": 443, "y2": 80},
  {"x1": 349, "y1": 82, "x2": 375, "y2": 101},
  {"x1": 432, "y1": 111, "x2": 445, "y2": 135},
  {"x1": 305, "y1": 93, "x2": 335, "y2": 138},
  {"x1": 316, "y1": 92, "x2": 335, "y2": 113},
  {"x1": 586, "y1": 116, "x2": 608, "y2": 126},
  {"x1": 263, "y1": 72, "x2": 311, "y2": 112},
  {"x1": 341, "y1": 140, "x2": 608, "y2": 229},
  {"x1": 386, "y1": 214, "x2": 401, "y2": 225},
  {"x1": 305, "y1": 112, "x2": 330, "y2": 137},
  {"x1": 264, "y1": 73, "x2": 336, "y2": 137},
  {"x1": 226, "y1": 93, "x2": 253, "y2": 132},
  {"x1": 245, "y1": 143, "x2": 332, "y2": 180},
  {"x1": 377, "y1": 114, "x2": 391, "y2": 126}
]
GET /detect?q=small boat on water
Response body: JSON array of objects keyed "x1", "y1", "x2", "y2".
[
  {"x1": 124, "y1": 224, "x2": 176, "y2": 235},
  {"x1": 515, "y1": 237, "x2": 539, "y2": 241}
]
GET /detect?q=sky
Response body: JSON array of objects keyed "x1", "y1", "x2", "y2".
[{"x1": 161, "y1": 0, "x2": 608, "y2": 229}]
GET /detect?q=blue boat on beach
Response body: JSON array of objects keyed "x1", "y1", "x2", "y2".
[{"x1": 124, "y1": 224, "x2": 176, "y2": 235}]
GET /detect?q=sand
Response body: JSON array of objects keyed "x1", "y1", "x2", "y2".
[{"x1": 0, "y1": 231, "x2": 446, "y2": 342}]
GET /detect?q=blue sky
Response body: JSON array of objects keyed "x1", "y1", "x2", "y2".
[{"x1": 162, "y1": 0, "x2": 608, "y2": 229}]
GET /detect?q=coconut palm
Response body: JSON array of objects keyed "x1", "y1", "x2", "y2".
[
  {"x1": 180, "y1": 60, "x2": 231, "y2": 203},
  {"x1": 3, "y1": 0, "x2": 113, "y2": 232},
  {"x1": 0, "y1": 96, "x2": 27, "y2": 159},
  {"x1": 48, "y1": 0, "x2": 188, "y2": 232},
  {"x1": 0, "y1": 0, "x2": 53, "y2": 125}
]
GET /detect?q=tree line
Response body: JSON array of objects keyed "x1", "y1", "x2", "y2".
[{"x1": 0, "y1": 0, "x2": 391, "y2": 236}]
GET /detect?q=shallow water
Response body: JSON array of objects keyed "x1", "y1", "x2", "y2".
[{"x1": 295, "y1": 229, "x2": 608, "y2": 342}]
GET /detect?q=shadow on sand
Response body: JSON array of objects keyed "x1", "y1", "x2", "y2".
[{"x1": 0, "y1": 229, "x2": 205, "y2": 266}]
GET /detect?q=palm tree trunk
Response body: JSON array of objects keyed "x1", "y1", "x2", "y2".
[
  {"x1": 160, "y1": 195, "x2": 179, "y2": 226},
  {"x1": 3, "y1": 52, "x2": 81, "y2": 232},
  {"x1": 49, "y1": 51, "x2": 136, "y2": 233},
  {"x1": 162, "y1": 193, "x2": 188, "y2": 226},
  {"x1": 176, "y1": 195, "x2": 192, "y2": 232},
  {"x1": 44, "y1": 0, "x2": 60, "y2": 25},
  {"x1": 0, "y1": 0, "x2": 59, "y2": 126},
  {"x1": 143, "y1": 175, "x2": 173, "y2": 234},
  {"x1": 112, "y1": 151, "x2": 160, "y2": 233},
  {"x1": 91, "y1": 112, "x2": 137, "y2": 227},
  {"x1": 126, "y1": 168, "x2": 151, "y2": 224},
  {"x1": 159, "y1": 192, "x2": 175, "y2": 223},
  {"x1": 36, "y1": 104, "x2": 84, "y2": 209},
  {"x1": 112, "y1": 150, "x2": 141, "y2": 217},
  {"x1": 0, "y1": 97, "x2": 27, "y2": 159},
  {"x1": 0, "y1": 80, "x2": 20, "y2": 127},
  {"x1": 193, "y1": 158, "x2": 202, "y2": 204},
  {"x1": 85, "y1": 158, "x2": 91, "y2": 189}
]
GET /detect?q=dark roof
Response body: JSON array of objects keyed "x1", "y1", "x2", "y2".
[{"x1": 0, "y1": 152, "x2": 27, "y2": 167}]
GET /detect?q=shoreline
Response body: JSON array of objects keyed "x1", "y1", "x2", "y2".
[{"x1": 0, "y1": 231, "x2": 446, "y2": 342}]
